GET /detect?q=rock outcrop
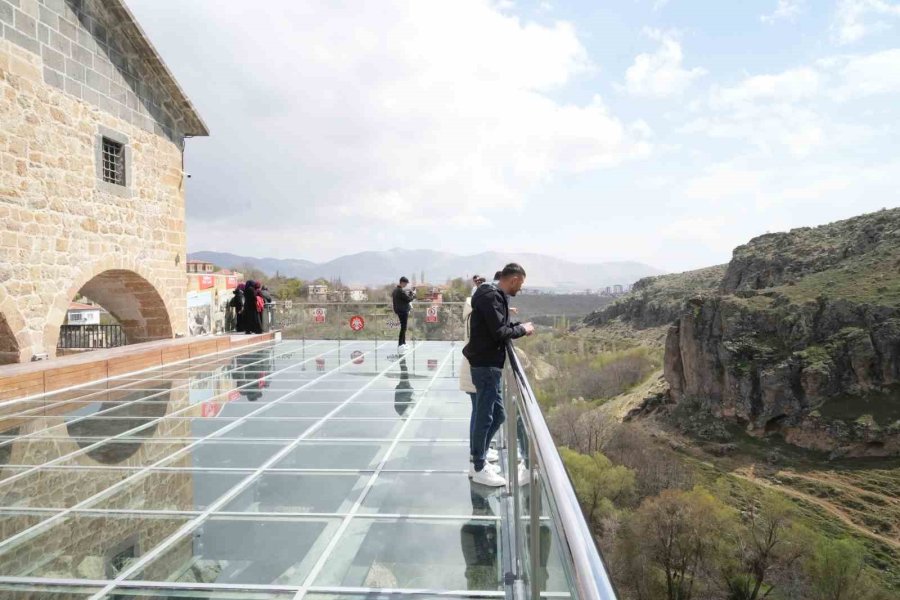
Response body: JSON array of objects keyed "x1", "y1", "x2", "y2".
[
  {"x1": 661, "y1": 208, "x2": 900, "y2": 456},
  {"x1": 584, "y1": 265, "x2": 727, "y2": 329}
]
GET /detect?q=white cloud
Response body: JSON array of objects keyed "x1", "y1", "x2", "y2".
[
  {"x1": 761, "y1": 0, "x2": 806, "y2": 23},
  {"x1": 685, "y1": 68, "x2": 828, "y2": 157},
  {"x1": 827, "y1": 48, "x2": 900, "y2": 99},
  {"x1": 127, "y1": 0, "x2": 650, "y2": 259},
  {"x1": 833, "y1": 0, "x2": 900, "y2": 44},
  {"x1": 621, "y1": 29, "x2": 707, "y2": 98},
  {"x1": 708, "y1": 68, "x2": 821, "y2": 108}
]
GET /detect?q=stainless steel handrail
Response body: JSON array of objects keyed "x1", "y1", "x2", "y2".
[{"x1": 506, "y1": 342, "x2": 618, "y2": 600}]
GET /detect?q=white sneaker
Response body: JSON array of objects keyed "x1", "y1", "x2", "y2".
[
  {"x1": 398, "y1": 344, "x2": 408, "y2": 354},
  {"x1": 472, "y1": 467, "x2": 507, "y2": 487},
  {"x1": 468, "y1": 462, "x2": 500, "y2": 478},
  {"x1": 517, "y1": 463, "x2": 531, "y2": 487},
  {"x1": 486, "y1": 448, "x2": 500, "y2": 462}
]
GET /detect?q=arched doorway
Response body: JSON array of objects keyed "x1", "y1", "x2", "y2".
[
  {"x1": 0, "y1": 312, "x2": 18, "y2": 365},
  {"x1": 51, "y1": 269, "x2": 174, "y2": 353}
]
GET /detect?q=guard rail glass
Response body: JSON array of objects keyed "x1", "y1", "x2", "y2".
[{"x1": 503, "y1": 340, "x2": 618, "y2": 600}]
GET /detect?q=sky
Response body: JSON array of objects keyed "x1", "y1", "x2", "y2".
[{"x1": 126, "y1": 0, "x2": 900, "y2": 273}]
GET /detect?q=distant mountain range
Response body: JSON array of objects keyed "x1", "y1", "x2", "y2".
[{"x1": 187, "y1": 249, "x2": 664, "y2": 289}]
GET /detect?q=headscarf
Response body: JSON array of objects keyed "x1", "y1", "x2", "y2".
[{"x1": 237, "y1": 283, "x2": 245, "y2": 291}]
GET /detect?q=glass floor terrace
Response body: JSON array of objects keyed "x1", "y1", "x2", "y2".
[{"x1": 0, "y1": 340, "x2": 574, "y2": 600}]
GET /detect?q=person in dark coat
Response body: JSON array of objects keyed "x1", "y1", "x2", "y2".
[
  {"x1": 391, "y1": 276, "x2": 413, "y2": 352},
  {"x1": 463, "y1": 263, "x2": 534, "y2": 486},
  {"x1": 243, "y1": 280, "x2": 263, "y2": 334},
  {"x1": 230, "y1": 283, "x2": 246, "y2": 332}
]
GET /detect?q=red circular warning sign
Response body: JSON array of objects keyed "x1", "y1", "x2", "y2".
[
  {"x1": 351, "y1": 350, "x2": 364, "y2": 364},
  {"x1": 349, "y1": 315, "x2": 365, "y2": 331}
]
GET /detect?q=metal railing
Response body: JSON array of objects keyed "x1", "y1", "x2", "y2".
[
  {"x1": 57, "y1": 324, "x2": 126, "y2": 349},
  {"x1": 504, "y1": 341, "x2": 618, "y2": 600}
]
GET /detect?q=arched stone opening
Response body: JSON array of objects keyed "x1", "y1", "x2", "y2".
[
  {"x1": 0, "y1": 312, "x2": 18, "y2": 366},
  {"x1": 67, "y1": 385, "x2": 171, "y2": 464},
  {"x1": 51, "y1": 269, "x2": 174, "y2": 353}
]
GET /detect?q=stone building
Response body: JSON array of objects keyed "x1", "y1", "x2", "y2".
[{"x1": 0, "y1": 0, "x2": 208, "y2": 364}]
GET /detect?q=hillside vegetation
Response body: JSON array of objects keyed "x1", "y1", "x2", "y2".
[{"x1": 522, "y1": 208, "x2": 900, "y2": 599}]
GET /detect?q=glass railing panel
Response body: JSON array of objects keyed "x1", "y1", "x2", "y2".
[
  {"x1": 504, "y1": 342, "x2": 618, "y2": 600},
  {"x1": 273, "y1": 302, "x2": 467, "y2": 342}
]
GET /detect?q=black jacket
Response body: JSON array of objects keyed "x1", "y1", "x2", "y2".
[
  {"x1": 392, "y1": 286, "x2": 412, "y2": 314},
  {"x1": 229, "y1": 289, "x2": 244, "y2": 310},
  {"x1": 463, "y1": 283, "x2": 525, "y2": 368}
]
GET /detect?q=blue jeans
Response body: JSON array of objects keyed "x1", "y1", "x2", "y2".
[
  {"x1": 471, "y1": 367, "x2": 504, "y2": 472},
  {"x1": 467, "y1": 392, "x2": 476, "y2": 459}
]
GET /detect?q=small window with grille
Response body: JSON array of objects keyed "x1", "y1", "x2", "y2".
[{"x1": 101, "y1": 137, "x2": 126, "y2": 186}]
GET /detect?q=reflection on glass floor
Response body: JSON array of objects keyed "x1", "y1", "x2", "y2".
[{"x1": 0, "y1": 340, "x2": 571, "y2": 599}]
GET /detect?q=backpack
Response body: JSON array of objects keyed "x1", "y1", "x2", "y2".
[{"x1": 256, "y1": 295, "x2": 264, "y2": 312}]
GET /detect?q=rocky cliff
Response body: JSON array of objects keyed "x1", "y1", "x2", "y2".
[
  {"x1": 588, "y1": 208, "x2": 900, "y2": 456},
  {"x1": 664, "y1": 208, "x2": 900, "y2": 456}
]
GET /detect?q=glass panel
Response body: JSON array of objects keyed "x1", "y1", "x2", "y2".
[
  {"x1": 0, "y1": 514, "x2": 190, "y2": 578},
  {"x1": 110, "y1": 589, "x2": 295, "y2": 599},
  {"x1": 315, "y1": 518, "x2": 501, "y2": 591},
  {"x1": 0, "y1": 467, "x2": 137, "y2": 508},
  {"x1": 51, "y1": 440, "x2": 189, "y2": 469},
  {"x1": 188, "y1": 418, "x2": 242, "y2": 438},
  {"x1": 88, "y1": 471, "x2": 247, "y2": 511},
  {"x1": 222, "y1": 472, "x2": 368, "y2": 513},
  {"x1": 276, "y1": 391, "x2": 357, "y2": 403},
  {"x1": 419, "y1": 402, "x2": 471, "y2": 419},
  {"x1": 383, "y1": 442, "x2": 469, "y2": 470},
  {"x1": 0, "y1": 509, "x2": 58, "y2": 543},
  {"x1": 305, "y1": 595, "x2": 484, "y2": 600},
  {"x1": 170, "y1": 441, "x2": 287, "y2": 470},
  {"x1": 360, "y1": 472, "x2": 503, "y2": 516},
  {"x1": 0, "y1": 584, "x2": 104, "y2": 599},
  {"x1": 273, "y1": 442, "x2": 389, "y2": 470},
  {"x1": 130, "y1": 517, "x2": 340, "y2": 585},
  {"x1": 258, "y1": 403, "x2": 340, "y2": 419},
  {"x1": 217, "y1": 419, "x2": 319, "y2": 440},
  {"x1": 305, "y1": 380, "x2": 369, "y2": 391},
  {"x1": 401, "y1": 418, "x2": 469, "y2": 440},
  {"x1": 333, "y1": 402, "x2": 413, "y2": 420},
  {"x1": 308, "y1": 419, "x2": 403, "y2": 440},
  {"x1": 347, "y1": 390, "x2": 410, "y2": 403}
]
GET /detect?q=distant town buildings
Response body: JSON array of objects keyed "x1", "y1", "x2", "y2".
[
  {"x1": 308, "y1": 284, "x2": 329, "y2": 302},
  {"x1": 348, "y1": 288, "x2": 369, "y2": 302}
]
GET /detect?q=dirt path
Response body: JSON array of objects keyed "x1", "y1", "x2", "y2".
[
  {"x1": 778, "y1": 470, "x2": 900, "y2": 508},
  {"x1": 733, "y1": 467, "x2": 900, "y2": 550}
]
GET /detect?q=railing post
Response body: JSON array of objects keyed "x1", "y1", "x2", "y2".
[
  {"x1": 506, "y1": 363, "x2": 522, "y2": 582},
  {"x1": 530, "y1": 434, "x2": 541, "y2": 600}
]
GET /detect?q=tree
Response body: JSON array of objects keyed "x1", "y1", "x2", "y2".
[
  {"x1": 273, "y1": 277, "x2": 304, "y2": 300},
  {"x1": 805, "y1": 538, "x2": 869, "y2": 600},
  {"x1": 618, "y1": 487, "x2": 734, "y2": 600},
  {"x1": 559, "y1": 448, "x2": 635, "y2": 529},
  {"x1": 721, "y1": 491, "x2": 807, "y2": 600},
  {"x1": 549, "y1": 401, "x2": 616, "y2": 454},
  {"x1": 235, "y1": 263, "x2": 268, "y2": 283}
]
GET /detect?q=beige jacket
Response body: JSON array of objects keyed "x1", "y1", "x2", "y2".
[{"x1": 459, "y1": 297, "x2": 476, "y2": 394}]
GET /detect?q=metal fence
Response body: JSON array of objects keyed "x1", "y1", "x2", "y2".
[
  {"x1": 57, "y1": 324, "x2": 126, "y2": 349},
  {"x1": 227, "y1": 302, "x2": 468, "y2": 342}
]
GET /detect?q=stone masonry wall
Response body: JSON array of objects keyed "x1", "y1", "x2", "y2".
[{"x1": 0, "y1": 0, "x2": 191, "y2": 361}]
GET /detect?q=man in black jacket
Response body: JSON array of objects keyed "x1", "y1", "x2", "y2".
[
  {"x1": 391, "y1": 276, "x2": 413, "y2": 353},
  {"x1": 464, "y1": 263, "x2": 534, "y2": 486}
]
